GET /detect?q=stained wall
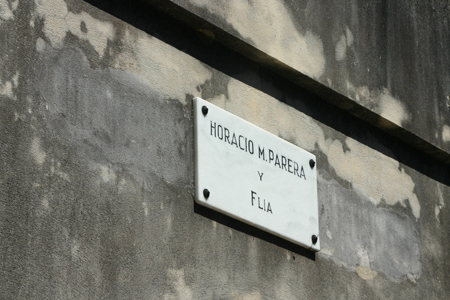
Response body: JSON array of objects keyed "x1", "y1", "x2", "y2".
[{"x1": 0, "y1": 0, "x2": 449, "y2": 299}]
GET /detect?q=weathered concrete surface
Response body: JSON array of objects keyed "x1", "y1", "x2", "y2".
[
  {"x1": 143, "y1": 0, "x2": 450, "y2": 164},
  {"x1": 0, "y1": 0, "x2": 449, "y2": 299}
]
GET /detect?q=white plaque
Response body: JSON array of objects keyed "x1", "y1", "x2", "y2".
[{"x1": 194, "y1": 97, "x2": 320, "y2": 251}]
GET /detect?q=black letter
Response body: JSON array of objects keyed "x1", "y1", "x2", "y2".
[
  {"x1": 258, "y1": 146, "x2": 265, "y2": 160},
  {"x1": 224, "y1": 127, "x2": 230, "y2": 144},
  {"x1": 217, "y1": 125, "x2": 223, "y2": 140},
  {"x1": 251, "y1": 191, "x2": 256, "y2": 206},
  {"x1": 210, "y1": 121, "x2": 216, "y2": 137},
  {"x1": 281, "y1": 155, "x2": 287, "y2": 171},
  {"x1": 274, "y1": 154, "x2": 281, "y2": 168},
  {"x1": 258, "y1": 171, "x2": 263, "y2": 181},
  {"x1": 238, "y1": 135, "x2": 245, "y2": 150},
  {"x1": 267, "y1": 202, "x2": 273, "y2": 214},
  {"x1": 269, "y1": 149, "x2": 274, "y2": 163},
  {"x1": 231, "y1": 133, "x2": 238, "y2": 147},
  {"x1": 248, "y1": 140, "x2": 254, "y2": 154},
  {"x1": 299, "y1": 166, "x2": 306, "y2": 180}
]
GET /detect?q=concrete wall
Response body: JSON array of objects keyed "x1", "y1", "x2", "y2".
[
  {"x1": 150, "y1": 0, "x2": 450, "y2": 162},
  {"x1": 0, "y1": 0, "x2": 449, "y2": 299}
]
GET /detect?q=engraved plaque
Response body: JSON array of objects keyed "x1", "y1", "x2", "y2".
[{"x1": 194, "y1": 97, "x2": 320, "y2": 251}]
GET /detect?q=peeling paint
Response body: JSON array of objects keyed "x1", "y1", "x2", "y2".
[
  {"x1": 0, "y1": 72, "x2": 19, "y2": 99},
  {"x1": 191, "y1": 0, "x2": 325, "y2": 78},
  {"x1": 319, "y1": 247, "x2": 334, "y2": 257},
  {"x1": 142, "y1": 201, "x2": 148, "y2": 216},
  {"x1": 34, "y1": 0, "x2": 69, "y2": 48},
  {"x1": 442, "y1": 125, "x2": 450, "y2": 142},
  {"x1": 113, "y1": 28, "x2": 212, "y2": 104},
  {"x1": 356, "y1": 248, "x2": 378, "y2": 280},
  {"x1": 407, "y1": 273, "x2": 418, "y2": 285},
  {"x1": 335, "y1": 27, "x2": 354, "y2": 61},
  {"x1": 0, "y1": 0, "x2": 18, "y2": 23},
  {"x1": 377, "y1": 89, "x2": 409, "y2": 127},
  {"x1": 13, "y1": 111, "x2": 25, "y2": 121},
  {"x1": 37, "y1": 46, "x2": 194, "y2": 185},
  {"x1": 346, "y1": 81, "x2": 371, "y2": 104},
  {"x1": 0, "y1": 79, "x2": 14, "y2": 98},
  {"x1": 36, "y1": 37, "x2": 46, "y2": 52},
  {"x1": 346, "y1": 82, "x2": 410, "y2": 127},
  {"x1": 31, "y1": 136, "x2": 46, "y2": 166},
  {"x1": 94, "y1": 164, "x2": 116, "y2": 183},
  {"x1": 71, "y1": 239, "x2": 80, "y2": 258},
  {"x1": 164, "y1": 269, "x2": 193, "y2": 300},
  {"x1": 2, "y1": 0, "x2": 448, "y2": 297},
  {"x1": 319, "y1": 175, "x2": 421, "y2": 281},
  {"x1": 438, "y1": 185, "x2": 445, "y2": 208},
  {"x1": 335, "y1": 34, "x2": 347, "y2": 61},
  {"x1": 435, "y1": 185, "x2": 445, "y2": 222},
  {"x1": 65, "y1": 11, "x2": 114, "y2": 58},
  {"x1": 207, "y1": 78, "x2": 423, "y2": 280},
  {"x1": 49, "y1": 159, "x2": 70, "y2": 181},
  {"x1": 346, "y1": 26, "x2": 354, "y2": 47},
  {"x1": 213, "y1": 78, "x2": 420, "y2": 219},
  {"x1": 327, "y1": 138, "x2": 420, "y2": 218},
  {"x1": 356, "y1": 266, "x2": 378, "y2": 280},
  {"x1": 41, "y1": 195, "x2": 49, "y2": 208},
  {"x1": 232, "y1": 290, "x2": 263, "y2": 300},
  {"x1": 34, "y1": 0, "x2": 114, "y2": 58},
  {"x1": 435, "y1": 205, "x2": 440, "y2": 221}
]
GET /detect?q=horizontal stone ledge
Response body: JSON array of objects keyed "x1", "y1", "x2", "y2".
[{"x1": 137, "y1": 0, "x2": 450, "y2": 165}]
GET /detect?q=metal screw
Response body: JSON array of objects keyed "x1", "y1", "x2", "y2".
[
  {"x1": 309, "y1": 159, "x2": 315, "y2": 169},
  {"x1": 202, "y1": 106, "x2": 208, "y2": 116},
  {"x1": 311, "y1": 235, "x2": 318, "y2": 245},
  {"x1": 203, "y1": 189, "x2": 210, "y2": 199}
]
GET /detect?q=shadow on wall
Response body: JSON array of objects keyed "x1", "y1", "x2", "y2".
[
  {"x1": 85, "y1": 0, "x2": 450, "y2": 188},
  {"x1": 80, "y1": 1, "x2": 450, "y2": 268},
  {"x1": 194, "y1": 202, "x2": 316, "y2": 260}
]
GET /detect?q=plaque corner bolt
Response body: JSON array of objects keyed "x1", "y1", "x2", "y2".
[
  {"x1": 311, "y1": 234, "x2": 318, "y2": 245},
  {"x1": 202, "y1": 105, "x2": 208, "y2": 116},
  {"x1": 309, "y1": 159, "x2": 315, "y2": 169},
  {"x1": 203, "y1": 188, "x2": 210, "y2": 199}
]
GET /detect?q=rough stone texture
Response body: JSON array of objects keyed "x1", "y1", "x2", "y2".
[
  {"x1": 144, "y1": 0, "x2": 450, "y2": 163},
  {"x1": 0, "y1": 0, "x2": 449, "y2": 299}
]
